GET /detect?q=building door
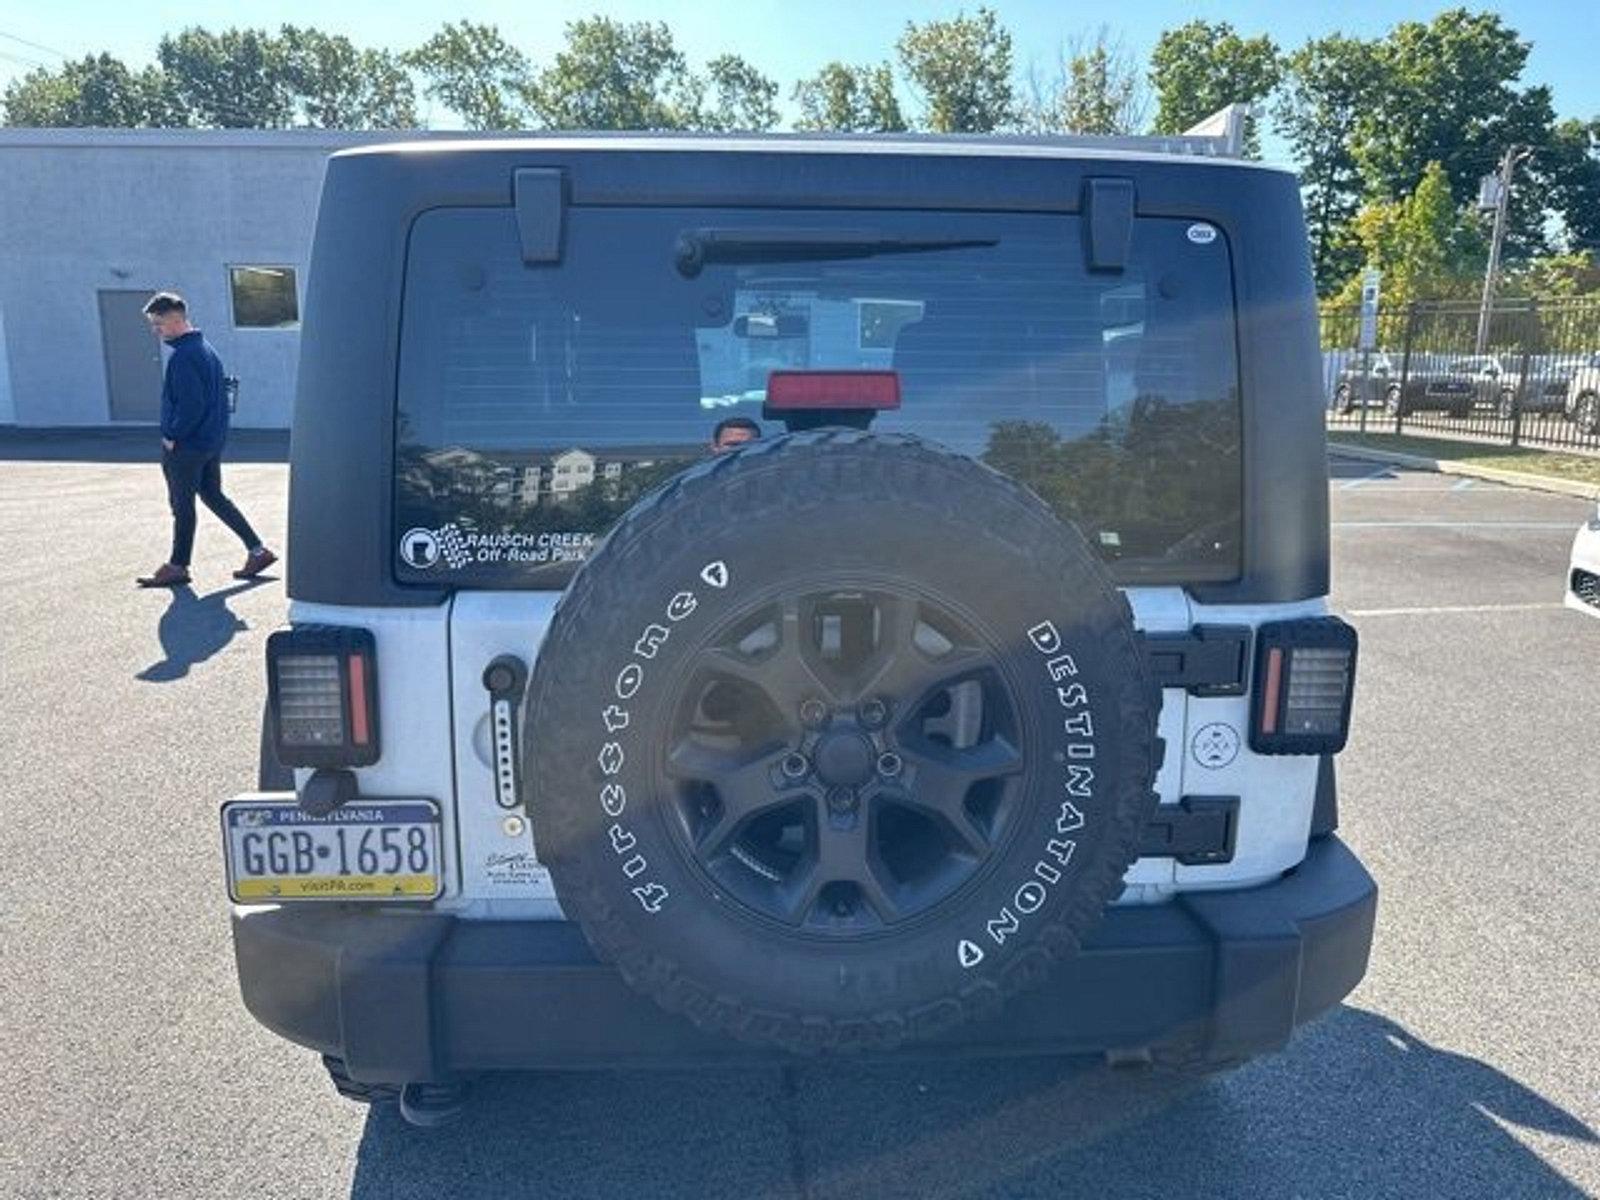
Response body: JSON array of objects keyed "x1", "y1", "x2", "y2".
[{"x1": 98, "y1": 290, "x2": 163, "y2": 422}]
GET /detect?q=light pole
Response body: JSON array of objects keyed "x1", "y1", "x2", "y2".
[{"x1": 1475, "y1": 145, "x2": 1532, "y2": 354}]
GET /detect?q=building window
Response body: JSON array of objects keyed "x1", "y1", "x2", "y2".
[{"x1": 228, "y1": 266, "x2": 300, "y2": 329}]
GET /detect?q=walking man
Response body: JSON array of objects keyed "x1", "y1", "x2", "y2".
[{"x1": 136, "y1": 292, "x2": 276, "y2": 587}]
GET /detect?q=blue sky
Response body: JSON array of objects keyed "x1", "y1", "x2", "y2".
[{"x1": 1, "y1": 0, "x2": 1595, "y2": 162}]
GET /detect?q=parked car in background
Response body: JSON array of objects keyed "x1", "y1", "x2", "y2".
[
  {"x1": 1500, "y1": 353, "x2": 1584, "y2": 419},
  {"x1": 1381, "y1": 353, "x2": 1477, "y2": 417},
  {"x1": 1565, "y1": 353, "x2": 1600, "y2": 433},
  {"x1": 1567, "y1": 502, "x2": 1600, "y2": 620},
  {"x1": 1331, "y1": 353, "x2": 1397, "y2": 413}
]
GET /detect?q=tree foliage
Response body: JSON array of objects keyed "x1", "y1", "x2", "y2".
[
  {"x1": 405, "y1": 21, "x2": 531, "y2": 130},
  {"x1": 1275, "y1": 34, "x2": 1384, "y2": 295},
  {"x1": 1332, "y1": 162, "x2": 1486, "y2": 307},
  {"x1": 1149, "y1": 20, "x2": 1279, "y2": 155},
  {"x1": 1017, "y1": 28, "x2": 1147, "y2": 136},
  {"x1": 1542, "y1": 117, "x2": 1600, "y2": 255},
  {"x1": 792, "y1": 62, "x2": 905, "y2": 132},
  {"x1": 529, "y1": 17, "x2": 698, "y2": 130},
  {"x1": 3, "y1": 28, "x2": 414, "y2": 130},
  {"x1": 1, "y1": 54, "x2": 174, "y2": 127},
  {"x1": 896, "y1": 7, "x2": 1014, "y2": 133},
  {"x1": 1351, "y1": 9, "x2": 1557, "y2": 259},
  {"x1": 697, "y1": 55, "x2": 780, "y2": 132},
  {"x1": 279, "y1": 27, "x2": 416, "y2": 128},
  {"x1": 157, "y1": 27, "x2": 296, "y2": 128}
]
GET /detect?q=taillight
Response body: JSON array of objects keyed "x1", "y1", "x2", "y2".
[
  {"x1": 1249, "y1": 618, "x2": 1358, "y2": 755},
  {"x1": 266, "y1": 626, "x2": 380, "y2": 768}
]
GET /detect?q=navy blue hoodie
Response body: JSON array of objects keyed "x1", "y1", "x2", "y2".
[{"x1": 160, "y1": 330, "x2": 228, "y2": 454}]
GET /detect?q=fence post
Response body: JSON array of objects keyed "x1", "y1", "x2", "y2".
[
  {"x1": 1396, "y1": 303, "x2": 1420, "y2": 437},
  {"x1": 1510, "y1": 302, "x2": 1535, "y2": 449}
]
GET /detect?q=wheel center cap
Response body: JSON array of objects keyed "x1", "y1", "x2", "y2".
[{"x1": 813, "y1": 731, "x2": 875, "y2": 787}]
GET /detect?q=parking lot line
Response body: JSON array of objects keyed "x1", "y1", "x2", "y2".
[
  {"x1": 1345, "y1": 602, "x2": 1564, "y2": 617},
  {"x1": 1339, "y1": 466, "x2": 1395, "y2": 490},
  {"x1": 1332, "y1": 521, "x2": 1576, "y2": 530}
]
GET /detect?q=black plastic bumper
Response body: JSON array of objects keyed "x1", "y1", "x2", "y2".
[{"x1": 231, "y1": 835, "x2": 1376, "y2": 1082}]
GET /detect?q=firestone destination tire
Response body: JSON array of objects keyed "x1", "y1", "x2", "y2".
[{"x1": 523, "y1": 431, "x2": 1162, "y2": 1054}]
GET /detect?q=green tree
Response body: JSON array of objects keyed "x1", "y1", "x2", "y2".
[
  {"x1": 1543, "y1": 117, "x2": 1600, "y2": 255},
  {"x1": 1499, "y1": 251, "x2": 1600, "y2": 299},
  {"x1": 1149, "y1": 20, "x2": 1279, "y2": 156},
  {"x1": 1018, "y1": 28, "x2": 1147, "y2": 135},
  {"x1": 1, "y1": 53, "x2": 176, "y2": 127},
  {"x1": 405, "y1": 21, "x2": 532, "y2": 130},
  {"x1": 695, "y1": 55, "x2": 780, "y2": 131},
  {"x1": 896, "y1": 7, "x2": 1014, "y2": 133},
  {"x1": 158, "y1": 27, "x2": 295, "y2": 128},
  {"x1": 1275, "y1": 35, "x2": 1383, "y2": 295},
  {"x1": 792, "y1": 62, "x2": 905, "y2": 132},
  {"x1": 1333, "y1": 162, "x2": 1485, "y2": 306},
  {"x1": 279, "y1": 27, "x2": 416, "y2": 128},
  {"x1": 529, "y1": 17, "x2": 698, "y2": 130},
  {"x1": 1351, "y1": 10, "x2": 1558, "y2": 258}
]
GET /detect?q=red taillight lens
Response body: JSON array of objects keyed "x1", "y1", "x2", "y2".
[
  {"x1": 266, "y1": 627, "x2": 380, "y2": 768},
  {"x1": 765, "y1": 370, "x2": 901, "y2": 412},
  {"x1": 1250, "y1": 618, "x2": 1358, "y2": 755}
]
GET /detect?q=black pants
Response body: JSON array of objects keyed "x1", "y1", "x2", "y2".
[{"x1": 161, "y1": 446, "x2": 261, "y2": 568}]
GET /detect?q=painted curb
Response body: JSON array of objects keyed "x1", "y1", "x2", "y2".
[{"x1": 1328, "y1": 442, "x2": 1600, "y2": 502}]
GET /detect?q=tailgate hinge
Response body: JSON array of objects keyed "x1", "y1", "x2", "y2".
[
  {"x1": 1141, "y1": 625, "x2": 1251, "y2": 696},
  {"x1": 1139, "y1": 795, "x2": 1239, "y2": 865}
]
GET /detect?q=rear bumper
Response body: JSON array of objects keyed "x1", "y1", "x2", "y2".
[{"x1": 231, "y1": 834, "x2": 1376, "y2": 1082}]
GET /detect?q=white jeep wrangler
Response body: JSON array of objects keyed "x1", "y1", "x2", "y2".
[{"x1": 224, "y1": 132, "x2": 1374, "y2": 1125}]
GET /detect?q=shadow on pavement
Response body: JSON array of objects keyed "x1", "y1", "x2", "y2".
[
  {"x1": 347, "y1": 1005, "x2": 1595, "y2": 1200},
  {"x1": 0, "y1": 427, "x2": 289, "y2": 463},
  {"x1": 137, "y1": 580, "x2": 270, "y2": 682}
]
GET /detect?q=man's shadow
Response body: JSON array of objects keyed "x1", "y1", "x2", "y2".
[
  {"x1": 137, "y1": 580, "x2": 270, "y2": 682},
  {"x1": 347, "y1": 1006, "x2": 1597, "y2": 1200}
]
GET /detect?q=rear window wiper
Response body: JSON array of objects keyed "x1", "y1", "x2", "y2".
[{"x1": 674, "y1": 228, "x2": 999, "y2": 277}]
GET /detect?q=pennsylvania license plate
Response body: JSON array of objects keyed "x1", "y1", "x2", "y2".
[{"x1": 221, "y1": 799, "x2": 443, "y2": 903}]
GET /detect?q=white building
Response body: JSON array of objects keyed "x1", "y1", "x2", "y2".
[{"x1": 0, "y1": 129, "x2": 427, "y2": 429}]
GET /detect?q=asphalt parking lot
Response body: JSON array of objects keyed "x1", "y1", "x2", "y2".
[{"x1": 2, "y1": 442, "x2": 1597, "y2": 1199}]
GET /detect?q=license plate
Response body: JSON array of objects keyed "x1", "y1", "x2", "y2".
[{"x1": 221, "y1": 799, "x2": 443, "y2": 903}]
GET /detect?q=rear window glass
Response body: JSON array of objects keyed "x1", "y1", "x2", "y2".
[{"x1": 395, "y1": 206, "x2": 1241, "y2": 587}]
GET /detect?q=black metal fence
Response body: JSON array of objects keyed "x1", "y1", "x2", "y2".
[{"x1": 1322, "y1": 298, "x2": 1600, "y2": 454}]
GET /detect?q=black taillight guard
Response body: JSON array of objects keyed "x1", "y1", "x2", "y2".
[
  {"x1": 265, "y1": 625, "x2": 380, "y2": 769},
  {"x1": 1249, "y1": 617, "x2": 1358, "y2": 756}
]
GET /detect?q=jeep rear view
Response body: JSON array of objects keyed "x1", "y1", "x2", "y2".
[{"x1": 224, "y1": 135, "x2": 1375, "y2": 1121}]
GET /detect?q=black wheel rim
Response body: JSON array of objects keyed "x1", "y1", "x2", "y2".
[{"x1": 658, "y1": 587, "x2": 1026, "y2": 938}]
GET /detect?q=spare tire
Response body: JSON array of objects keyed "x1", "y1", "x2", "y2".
[{"x1": 524, "y1": 431, "x2": 1161, "y2": 1053}]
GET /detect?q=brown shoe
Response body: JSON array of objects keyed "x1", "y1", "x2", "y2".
[
  {"x1": 137, "y1": 563, "x2": 192, "y2": 588},
  {"x1": 233, "y1": 548, "x2": 279, "y2": 579}
]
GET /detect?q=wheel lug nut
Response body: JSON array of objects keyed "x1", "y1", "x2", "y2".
[
  {"x1": 876, "y1": 752, "x2": 902, "y2": 778},
  {"x1": 799, "y1": 698, "x2": 829, "y2": 728},
  {"x1": 781, "y1": 752, "x2": 811, "y2": 780},
  {"x1": 827, "y1": 787, "x2": 856, "y2": 815},
  {"x1": 859, "y1": 697, "x2": 888, "y2": 729}
]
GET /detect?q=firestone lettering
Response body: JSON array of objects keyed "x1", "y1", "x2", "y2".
[
  {"x1": 616, "y1": 663, "x2": 644, "y2": 700},
  {"x1": 593, "y1": 563, "x2": 732, "y2": 917},
  {"x1": 634, "y1": 624, "x2": 671, "y2": 660}
]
